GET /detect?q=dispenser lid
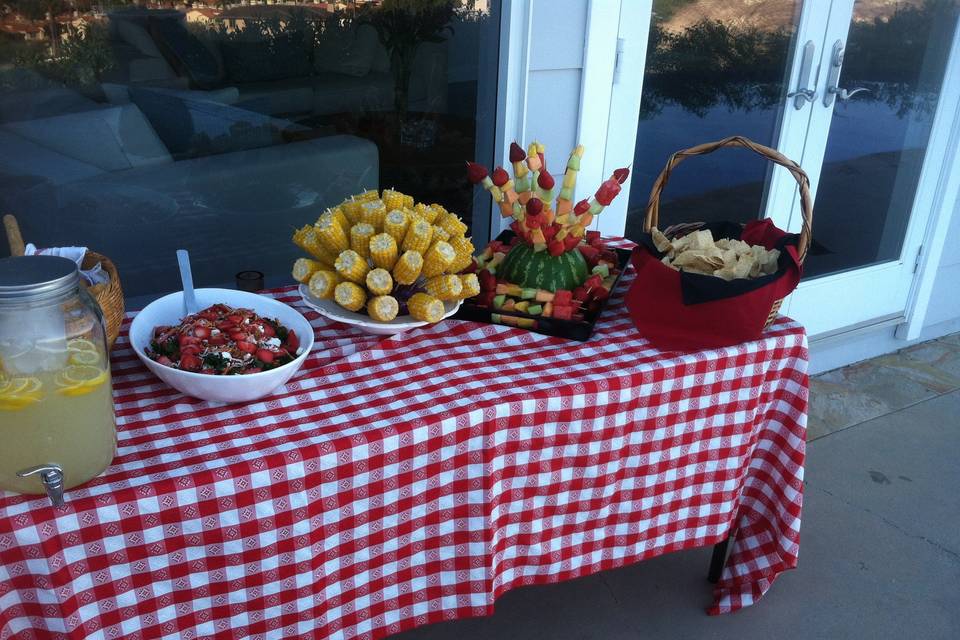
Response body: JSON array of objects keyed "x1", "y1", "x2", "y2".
[{"x1": 0, "y1": 255, "x2": 79, "y2": 301}]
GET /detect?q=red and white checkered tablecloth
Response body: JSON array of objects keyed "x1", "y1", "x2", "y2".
[{"x1": 0, "y1": 254, "x2": 808, "y2": 640}]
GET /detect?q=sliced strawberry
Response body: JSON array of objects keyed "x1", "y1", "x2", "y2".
[
  {"x1": 228, "y1": 314, "x2": 243, "y2": 324},
  {"x1": 236, "y1": 340, "x2": 256, "y2": 354},
  {"x1": 260, "y1": 323, "x2": 275, "y2": 338},
  {"x1": 178, "y1": 334, "x2": 200, "y2": 347},
  {"x1": 180, "y1": 354, "x2": 201, "y2": 371},
  {"x1": 180, "y1": 345, "x2": 201, "y2": 356},
  {"x1": 193, "y1": 326, "x2": 211, "y2": 339},
  {"x1": 256, "y1": 348, "x2": 275, "y2": 364},
  {"x1": 208, "y1": 335, "x2": 226, "y2": 347},
  {"x1": 157, "y1": 355, "x2": 173, "y2": 366},
  {"x1": 285, "y1": 330, "x2": 300, "y2": 352}
]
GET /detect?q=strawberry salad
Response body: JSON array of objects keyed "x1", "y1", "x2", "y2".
[{"x1": 147, "y1": 304, "x2": 301, "y2": 374}]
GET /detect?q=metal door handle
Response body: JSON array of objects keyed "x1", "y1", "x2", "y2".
[
  {"x1": 822, "y1": 40, "x2": 869, "y2": 106},
  {"x1": 828, "y1": 86, "x2": 870, "y2": 102},
  {"x1": 787, "y1": 41, "x2": 817, "y2": 109}
]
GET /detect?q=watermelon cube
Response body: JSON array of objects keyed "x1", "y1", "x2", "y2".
[
  {"x1": 547, "y1": 240, "x2": 565, "y2": 257},
  {"x1": 473, "y1": 291, "x2": 494, "y2": 307},
  {"x1": 527, "y1": 304, "x2": 543, "y2": 315},
  {"x1": 553, "y1": 289, "x2": 573, "y2": 306},
  {"x1": 542, "y1": 224, "x2": 559, "y2": 243},
  {"x1": 553, "y1": 305, "x2": 573, "y2": 320},
  {"x1": 563, "y1": 234, "x2": 580, "y2": 251},
  {"x1": 510, "y1": 220, "x2": 524, "y2": 236},
  {"x1": 578, "y1": 244, "x2": 600, "y2": 264},
  {"x1": 572, "y1": 286, "x2": 589, "y2": 302},
  {"x1": 584, "y1": 274, "x2": 604, "y2": 290},
  {"x1": 493, "y1": 294, "x2": 506, "y2": 308},
  {"x1": 478, "y1": 269, "x2": 497, "y2": 291},
  {"x1": 586, "y1": 230, "x2": 601, "y2": 244}
]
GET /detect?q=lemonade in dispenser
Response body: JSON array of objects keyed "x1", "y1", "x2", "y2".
[{"x1": 0, "y1": 255, "x2": 116, "y2": 506}]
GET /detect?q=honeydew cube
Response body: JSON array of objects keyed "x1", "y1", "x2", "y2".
[
  {"x1": 592, "y1": 264, "x2": 610, "y2": 278},
  {"x1": 559, "y1": 186, "x2": 574, "y2": 201},
  {"x1": 527, "y1": 304, "x2": 543, "y2": 316},
  {"x1": 520, "y1": 288, "x2": 537, "y2": 300},
  {"x1": 493, "y1": 294, "x2": 506, "y2": 308},
  {"x1": 490, "y1": 186, "x2": 503, "y2": 201},
  {"x1": 491, "y1": 313, "x2": 502, "y2": 323},
  {"x1": 562, "y1": 173, "x2": 575, "y2": 189},
  {"x1": 566, "y1": 155, "x2": 581, "y2": 171},
  {"x1": 589, "y1": 201, "x2": 603, "y2": 215},
  {"x1": 603, "y1": 276, "x2": 617, "y2": 289}
]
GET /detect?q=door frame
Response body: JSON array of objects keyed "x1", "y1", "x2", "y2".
[{"x1": 593, "y1": 0, "x2": 960, "y2": 339}]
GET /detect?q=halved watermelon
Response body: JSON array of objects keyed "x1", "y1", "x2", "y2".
[{"x1": 499, "y1": 243, "x2": 589, "y2": 292}]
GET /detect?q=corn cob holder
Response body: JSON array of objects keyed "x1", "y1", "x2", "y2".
[
  {"x1": 291, "y1": 188, "x2": 477, "y2": 324},
  {"x1": 466, "y1": 142, "x2": 628, "y2": 294}
]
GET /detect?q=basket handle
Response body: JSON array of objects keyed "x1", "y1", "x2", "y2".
[
  {"x1": 3, "y1": 214, "x2": 26, "y2": 256},
  {"x1": 643, "y1": 135, "x2": 813, "y2": 263}
]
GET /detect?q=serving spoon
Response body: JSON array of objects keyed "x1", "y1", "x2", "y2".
[{"x1": 176, "y1": 249, "x2": 199, "y2": 316}]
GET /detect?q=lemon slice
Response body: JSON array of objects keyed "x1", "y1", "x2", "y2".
[
  {"x1": 67, "y1": 338, "x2": 98, "y2": 353},
  {"x1": 0, "y1": 396, "x2": 39, "y2": 411},
  {"x1": 68, "y1": 350, "x2": 100, "y2": 366},
  {"x1": 56, "y1": 366, "x2": 107, "y2": 396},
  {"x1": 0, "y1": 377, "x2": 37, "y2": 397}
]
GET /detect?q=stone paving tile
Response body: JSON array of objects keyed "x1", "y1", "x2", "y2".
[{"x1": 872, "y1": 337, "x2": 960, "y2": 391}]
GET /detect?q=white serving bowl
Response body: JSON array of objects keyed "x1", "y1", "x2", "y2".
[
  {"x1": 128, "y1": 288, "x2": 314, "y2": 403},
  {"x1": 298, "y1": 284, "x2": 461, "y2": 336}
]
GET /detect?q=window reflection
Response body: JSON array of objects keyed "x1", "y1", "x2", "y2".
[{"x1": 0, "y1": 0, "x2": 499, "y2": 299}]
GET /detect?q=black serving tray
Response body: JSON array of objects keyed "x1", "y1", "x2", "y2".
[{"x1": 453, "y1": 231, "x2": 632, "y2": 341}]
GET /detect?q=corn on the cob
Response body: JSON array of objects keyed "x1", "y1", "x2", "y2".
[
  {"x1": 356, "y1": 189, "x2": 380, "y2": 203},
  {"x1": 448, "y1": 235, "x2": 475, "y2": 273},
  {"x1": 392, "y1": 250, "x2": 423, "y2": 285},
  {"x1": 424, "y1": 274, "x2": 463, "y2": 301},
  {"x1": 369, "y1": 233, "x2": 398, "y2": 270},
  {"x1": 292, "y1": 225, "x2": 336, "y2": 265},
  {"x1": 334, "y1": 249, "x2": 369, "y2": 284},
  {"x1": 402, "y1": 219, "x2": 433, "y2": 254},
  {"x1": 292, "y1": 258, "x2": 323, "y2": 284},
  {"x1": 325, "y1": 207, "x2": 349, "y2": 231},
  {"x1": 341, "y1": 197, "x2": 363, "y2": 224},
  {"x1": 459, "y1": 273, "x2": 481, "y2": 299},
  {"x1": 360, "y1": 200, "x2": 387, "y2": 230},
  {"x1": 350, "y1": 222, "x2": 376, "y2": 258},
  {"x1": 431, "y1": 225, "x2": 451, "y2": 243},
  {"x1": 368, "y1": 295, "x2": 399, "y2": 322},
  {"x1": 384, "y1": 209, "x2": 409, "y2": 243},
  {"x1": 315, "y1": 213, "x2": 349, "y2": 253},
  {"x1": 430, "y1": 203, "x2": 449, "y2": 218},
  {"x1": 408, "y1": 293, "x2": 445, "y2": 323},
  {"x1": 402, "y1": 194, "x2": 414, "y2": 209},
  {"x1": 422, "y1": 241, "x2": 456, "y2": 278},
  {"x1": 308, "y1": 270, "x2": 341, "y2": 299},
  {"x1": 437, "y1": 212, "x2": 468, "y2": 238},
  {"x1": 381, "y1": 188, "x2": 405, "y2": 212},
  {"x1": 334, "y1": 282, "x2": 366, "y2": 312},
  {"x1": 366, "y1": 268, "x2": 394, "y2": 295},
  {"x1": 413, "y1": 202, "x2": 440, "y2": 224}
]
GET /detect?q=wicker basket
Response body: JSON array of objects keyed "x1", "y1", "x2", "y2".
[
  {"x1": 3, "y1": 214, "x2": 124, "y2": 350},
  {"x1": 643, "y1": 135, "x2": 813, "y2": 328}
]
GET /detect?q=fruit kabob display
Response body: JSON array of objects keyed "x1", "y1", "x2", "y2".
[
  {"x1": 291, "y1": 189, "x2": 477, "y2": 324},
  {"x1": 463, "y1": 142, "x2": 630, "y2": 332}
]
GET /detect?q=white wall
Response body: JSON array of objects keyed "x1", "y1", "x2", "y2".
[{"x1": 924, "y1": 196, "x2": 960, "y2": 327}]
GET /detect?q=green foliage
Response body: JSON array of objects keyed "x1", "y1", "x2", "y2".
[
  {"x1": 359, "y1": 0, "x2": 456, "y2": 115},
  {"x1": 8, "y1": 24, "x2": 115, "y2": 89},
  {"x1": 641, "y1": 0, "x2": 959, "y2": 119}
]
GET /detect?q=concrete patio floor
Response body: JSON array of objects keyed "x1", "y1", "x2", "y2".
[{"x1": 391, "y1": 334, "x2": 960, "y2": 640}]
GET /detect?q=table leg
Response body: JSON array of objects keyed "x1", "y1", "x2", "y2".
[{"x1": 707, "y1": 536, "x2": 730, "y2": 584}]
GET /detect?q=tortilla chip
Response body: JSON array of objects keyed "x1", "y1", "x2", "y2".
[
  {"x1": 652, "y1": 227, "x2": 673, "y2": 253},
  {"x1": 714, "y1": 267, "x2": 737, "y2": 281},
  {"x1": 733, "y1": 255, "x2": 755, "y2": 278}
]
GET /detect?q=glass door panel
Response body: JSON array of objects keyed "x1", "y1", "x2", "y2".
[
  {"x1": 801, "y1": 0, "x2": 960, "y2": 278},
  {"x1": 622, "y1": 0, "x2": 804, "y2": 241}
]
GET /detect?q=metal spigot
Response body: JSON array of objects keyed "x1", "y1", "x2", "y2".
[{"x1": 17, "y1": 464, "x2": 66, "y2": 508}]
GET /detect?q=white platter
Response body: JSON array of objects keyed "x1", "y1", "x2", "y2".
[{"x1": 298, "y1": 284, "x2": 461, "y2": 335}]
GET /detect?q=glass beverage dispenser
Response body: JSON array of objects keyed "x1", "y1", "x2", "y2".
[{"x1": 0, "y1": 256, "x2": 117, "y2": 506}]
